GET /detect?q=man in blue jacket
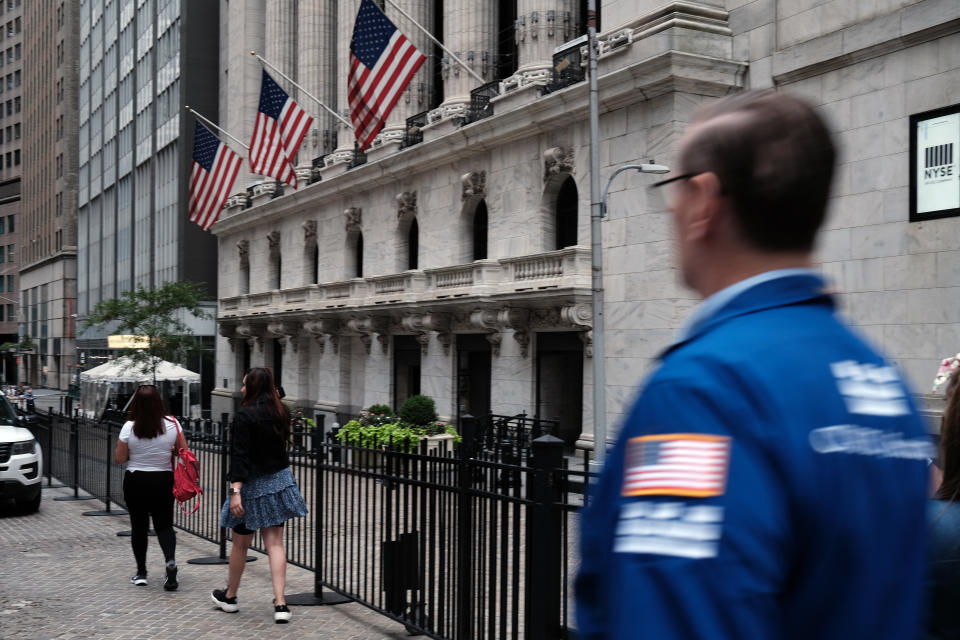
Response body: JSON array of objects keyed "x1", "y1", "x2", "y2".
[{"x1": 576, "y1": 90, "x2": 931, "y2": 639}]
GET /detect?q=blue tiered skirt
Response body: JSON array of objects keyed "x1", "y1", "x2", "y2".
[{"x1": 220, "y1": 467, "x2": 307, "y2": 531}]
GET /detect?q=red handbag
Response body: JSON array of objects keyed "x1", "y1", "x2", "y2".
[{"x1": 170, "y1": 417, "x2": 203, "y2": 514}]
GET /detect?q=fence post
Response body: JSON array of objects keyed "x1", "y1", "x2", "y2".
[
  {"x1": 45, "y1": 409, "x2": 64, "y2": 488},
  {"x1": 286, "y1": 427, "x2": 350, "y2": 606},
  {"x1": 186, "y1": 414, "x2": 245, "y2": 564},
  {"x1": 456, "y1": 414, "x2": 477, "y2": 640},
  {"x1": 53, "y1": 412, "x2": 95, "y2": 502},
  {"x1": 83, "y1": 420, "x2": 127, "y2": 516},
  {"x1": 525, "y1": 434, "x2": 565, "y2": 639}
]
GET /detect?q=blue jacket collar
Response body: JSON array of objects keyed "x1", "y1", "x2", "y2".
[{"x1": 660, "y1": 272, "x2": 834, "y2": 359}]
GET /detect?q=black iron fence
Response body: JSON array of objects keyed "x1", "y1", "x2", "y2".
[{"x1": 36, "y1": 408, "x2": 592, "y2": 639}]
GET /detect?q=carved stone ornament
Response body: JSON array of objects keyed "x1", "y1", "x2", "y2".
[
  {"x1": 560, "y1": 303, "x2": 592, "y2": 329},
  {"x1": 402, "y1": 313, "x2": 451, "y2": 355},
  {"x1": 235, "y1": 323, "x2": 264, "y2": 353},
  {"x1": 485, "y1": 332, "x2": 502, "y2": 357},
  {"x1": 218, "y1": 323, "x2": 238, "y2": 352},
  {"x1": 267, "y1": 231, "x2": 282, "y2": 258},
  {"x1": 303, "y1": 318, "x2": 340, "y2": 355},
  {"x1": 468, "y1": 308, "x2": 500, "y2": 332},
  {"x1": 416, "y1": 333, "x2": 431, "y2": 355},
  {"x1": 580, "y1": 330, "x2": 593, "y2": 358},
  {"x1": 302, "y1": 219, "x2": 317, "y2": 243},
  {"x1": 345, "y1": 207, "x2": 362, "y2": 233},
  {"x1": 461, "y1": 171, "x2": 487, "y2": 201},
  {"x1": 544, "y1": 146, "x2": 574, "y2": 181},
  {"x1": 396, "y1": 191, "x2": 417, "y2": 220},
  {"x1": 498, "y1": 308, "x2": 531, "y2": 358},
  {"x1": 237, "y1": 239, "x2": 250, "y2": 262},
  {"x1": 266, "y1": 321, "x2": 301, "y2": 353}
]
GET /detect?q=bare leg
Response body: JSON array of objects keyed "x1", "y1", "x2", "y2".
[
  {"x1": 261, "y1": 525, "x2": 287, "y2": 605},
  {"x1": 227, "y1": 533, "x2": 254, "y2": 598}
]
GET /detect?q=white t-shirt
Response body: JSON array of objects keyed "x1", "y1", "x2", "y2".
[{"x1": 119, "y1": 417, "x2": 179, "y2": 472}]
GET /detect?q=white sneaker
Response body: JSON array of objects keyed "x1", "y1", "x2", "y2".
[
  {"x1": 274, "y1": 603, "x2": 291, "y2": 623},
  {"x1": 211, "y1": 589, "x2": 239, "y2": 613},
  {"x1": 130, "y1": 573, "x2": 148, "y2": 586}
]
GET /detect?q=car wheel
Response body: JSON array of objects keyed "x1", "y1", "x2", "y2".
[{"x1": 16, "y1": 491, "x2": 40, "y2": 514}]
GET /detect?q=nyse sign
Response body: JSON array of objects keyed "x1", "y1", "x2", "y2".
[{"x1": 913, "y1": 108, "x2": 960, "y2": 219}]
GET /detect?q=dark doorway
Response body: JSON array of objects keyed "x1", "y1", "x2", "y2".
[
  {"x1": 393, "y1": 335, "x2": 421, "y2": 411},
  {"x1": 536, "y1": 332, "x2": 584, "y2": 447},
  {"x1": 556, "y1": 176, "x2": 578, "y2": 249},
  {"x1": 272, "y1": 338, "x2": 283, "y2": 389},
  {"x1": 456, "y1": 334, "x2": 492, "y2": 422},
  {"x1": 408, "y1": 218, "x2": 419, "y2": 270},
  {"x1": 354, "y1": 232, "x2": 364, "y2": 278},
  {"x1": 472, "y1": 200, "x2": 488, "y2": 260}
]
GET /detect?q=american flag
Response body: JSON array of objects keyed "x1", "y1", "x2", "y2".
[
  {"x1": 621, "y1": 434, "x2": 731, "y2": 498},
  {"x1": 249, "y1": 70, "x2": 313, "y2": 187},
  {"x1": 348, "y1": 0, "x2": 426, "y2": 150},
  {"x1": 189, "y1": 121, "x2": 242, "y2": 231}
]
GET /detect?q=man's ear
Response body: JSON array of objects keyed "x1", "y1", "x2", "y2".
[{"x1": 683, "y1": 172, "x2": 724, "y2": 242}]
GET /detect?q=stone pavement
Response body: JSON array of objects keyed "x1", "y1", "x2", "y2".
[{"x1": 0, "y1": 482, "x2": 411, "y2": 640}]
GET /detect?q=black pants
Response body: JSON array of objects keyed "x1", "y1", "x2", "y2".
[{"x1": 123, "y1": 470, "x2": 176, "y2": 573}]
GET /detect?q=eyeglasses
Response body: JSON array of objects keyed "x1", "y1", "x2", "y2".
[{"x1": 650, "y1": 172, "x2": 703, "y2": 189}]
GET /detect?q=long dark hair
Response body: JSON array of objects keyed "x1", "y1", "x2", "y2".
[
  {"x1": 938, "y1": 372, "x2": 960, "y2": 502},
  {"x1": 241, "y1": 367, "x2": 290, "y2": 439},
  {"x1": 128, "y1": 385, "x2": 166, "y2": 439}
]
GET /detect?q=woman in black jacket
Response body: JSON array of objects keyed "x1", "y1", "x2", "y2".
[{"x1": 210, "y1": 367, "x2": 307, "y2": 624}]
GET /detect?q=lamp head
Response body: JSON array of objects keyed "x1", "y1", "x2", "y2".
[{"x1": 638, "y1": 163, "x2": 670, "y2": 174}]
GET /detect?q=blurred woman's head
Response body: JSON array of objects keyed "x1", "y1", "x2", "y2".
[
  {"x1": 129, "y1": 384, "x2": 166, "y2": 439},
  {"x1": 240, "y1": 367, "x2": 289, "y2": 438}
]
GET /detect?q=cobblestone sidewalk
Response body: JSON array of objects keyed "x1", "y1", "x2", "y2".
[{"x1": 0, "y1": 482, "x2": 410, "y2": 640}]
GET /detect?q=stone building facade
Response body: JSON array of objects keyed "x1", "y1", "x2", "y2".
[
  {"x1": 74, "y1": 0, "x2": 220, "y2": 402},
  {"x1": 20, "y1": 0, "x2": 80, "y2": 390},
  {"x1": 213, "y1": 0, "x2": 960, "y2": 444}
]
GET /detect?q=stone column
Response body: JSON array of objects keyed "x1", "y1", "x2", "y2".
[
  {"x1": 220, "y1": 0, "x2": 266, "y2": 213},
  {"x1": 330, "y1": 0, "x2": 362, "y2": 168},
  {"x1": 297, "y1": 1, "x2": 338, "y2": 180},
  {"x1": 266, "y1": 1, "x2": 299, "y2": 166},
  {"x1": 369, "y1": 0, "x2": 434, "y2": 156},
  {"x1": 427, "y1": 0, "x2": 497, "y2": 128},
  {"x1": 504, "y1": 1, "x2": 577, "y2": 94}
]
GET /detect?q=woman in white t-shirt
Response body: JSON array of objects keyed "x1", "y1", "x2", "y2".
[{"x1": 115, "y1": 385, "x2": 185, "y2": 590}]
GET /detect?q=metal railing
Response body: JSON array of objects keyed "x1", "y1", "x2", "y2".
[
  {"x1": 402, "y1": 110, "x2": 428, "y2": 149},
  {"x1": 37, "y1": 408, "x2": 592, "y2": 639},
  {"x1": 467, "y1": 81, "x2": 499, "y2": 124}
]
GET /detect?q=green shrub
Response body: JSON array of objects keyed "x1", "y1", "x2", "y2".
[
  {"x1": 365, "y1": 403, "x2": 394, "y2": 416},
  {"x1": 398, "y1": 394, "x2": 437, "y2": 426}
]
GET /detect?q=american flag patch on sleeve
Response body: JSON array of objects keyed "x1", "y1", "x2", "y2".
[{"x1": 621, "y1": 434, "x2": 731, "y2": 498}]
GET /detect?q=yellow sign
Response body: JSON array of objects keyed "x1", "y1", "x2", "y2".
[{"x1": 107, "y1": 335, "x2": 151, "y2": 349}]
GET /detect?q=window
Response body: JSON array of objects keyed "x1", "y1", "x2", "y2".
[
  {"x1": 0, "y1": 245, "x2": 5, "y2": 263},
  {"x1": 0, "y1": 217, "x2": 5, "y2": 233},
  {"x1": 13, "y1": 122, "x2": 18, "y2": 139},
  {"x1": 7, "y1": 244, "x2": 13, "y2": 262},
  {"x1": 14, "y1": 43, "x2": 20, "y2": 60},
  {"x1": 0, "y1": 129, "x2": 4, "y2": 145},
  {"x1": 355, "y1": 232, "x2": 364, "y2": 278},
  {"x1": 407, "y1": 218, "x2": 419, "y2": 270},
  {"x1": 473, "y1": 200, "x2": 488, "y2": 260},
  {"x1": 13, "y1": 149, "x2": 18, "y2": 165},
  {"x1": 13, "y1": 69, "x2": 18, "y2": 86},
  {"x1": 8, "y1": 215, "x2": 13, "y2": 232},
  {"x1": 555, "y1": 176, "x2": 579, "y2": 249},
  {"x1": 6, "y1": 305, "x2": 11, "y2": 323},
  {"x1": 14, "y1": 96, "x2": 20, "y2": 113},
  {"x1": 6, "y1": 275, "x2": 11, "y2": 291},
  {"x1": 0, "y1": 277, "x2": 4, "y2": 292}
]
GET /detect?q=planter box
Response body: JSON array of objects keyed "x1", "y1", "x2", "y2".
[{"x1": 423, "y1": 433, "x2": 456, "y2": 456}]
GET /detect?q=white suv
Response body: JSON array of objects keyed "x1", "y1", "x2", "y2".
[{"x1": 0, "y1": 396, "x2": 42, "y2": 512}]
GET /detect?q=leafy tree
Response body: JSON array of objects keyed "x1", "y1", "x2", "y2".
[{"x1": 83, "y1": 281, "x2": 210, "y2": 383}]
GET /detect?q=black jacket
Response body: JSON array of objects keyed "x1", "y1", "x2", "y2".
[{"x1": 228, "y1": 401, "x2": 290, "y2": 482}]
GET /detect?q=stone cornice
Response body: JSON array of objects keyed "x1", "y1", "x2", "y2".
[{"x1": 211, "y1": 49, "x2": 744, "y2": 235}]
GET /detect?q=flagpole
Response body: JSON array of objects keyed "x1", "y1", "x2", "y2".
[
  {"x1": 185, "y1": 106, "x2": 249, "y2": 150},
  {"x1": 249, "y1": 51, "x2": 354, "y2": 129},
  {"x1": 380, "y1": 0, "x2": 487, "y2": 86}
]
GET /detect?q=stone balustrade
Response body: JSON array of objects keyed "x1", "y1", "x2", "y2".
[{"x1": 218, "y1": 246, "x2": 591, "y2": 320}]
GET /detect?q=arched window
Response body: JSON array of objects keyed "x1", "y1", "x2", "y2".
[
  {"x1": 306, "y1": 242, "x2": 318, "y2": 285},
  {"x1": 473, "y1": 200, "x2": 488, "y2": 260},
  {"x1": 407, "y1": 218, "x2": 419, "y2": 270},
  {"x1": 555, "y1": 176, "x2": 578, "y2": 249},
  {"x1": 354, "y1": 232, "x2": 364, "y2": 278}
]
